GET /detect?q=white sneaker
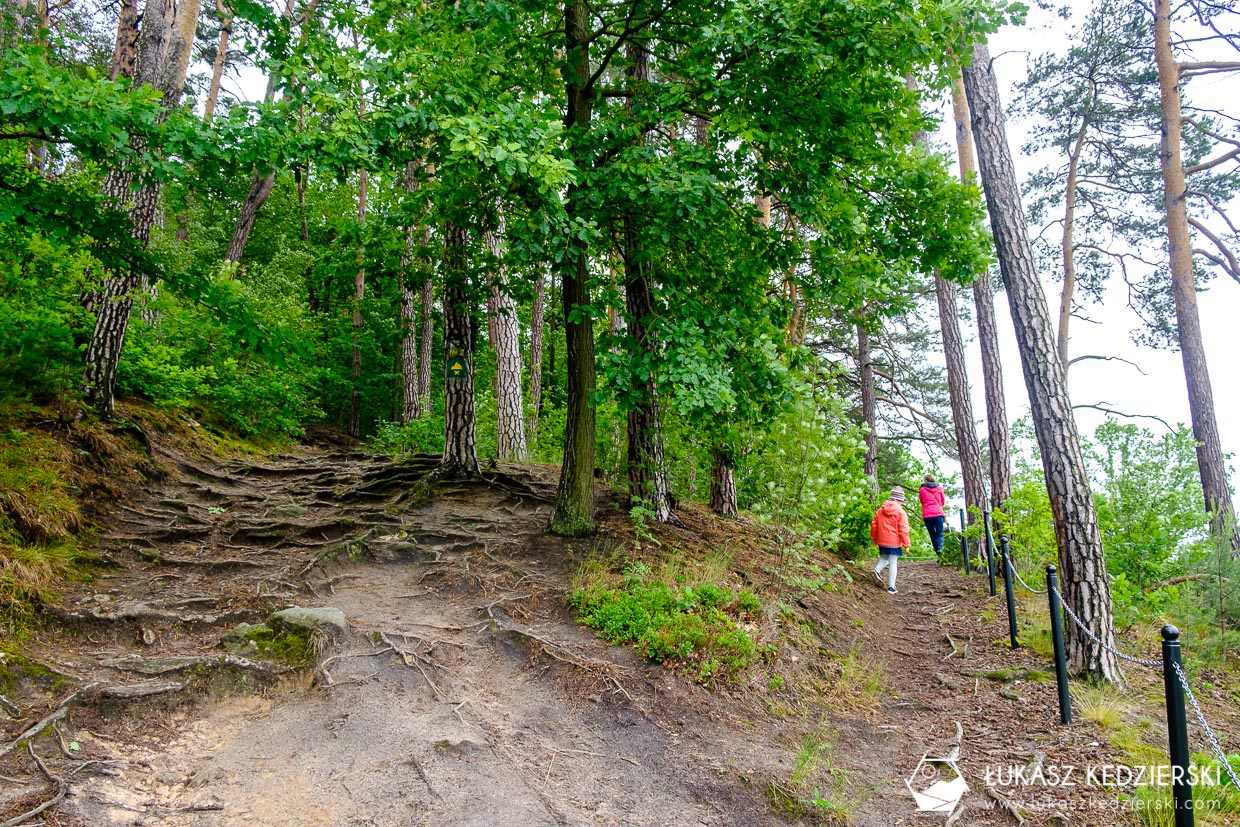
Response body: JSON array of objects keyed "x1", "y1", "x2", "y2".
[
  {"x1": 887, "y1": 586, "x2": 898, "y2": 595},
  {"x1": 873, "y1": 571, "x2": 883, "y2": 588}
]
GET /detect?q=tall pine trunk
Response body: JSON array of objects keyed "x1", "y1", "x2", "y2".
[
  {"x1": 527, "y1": 270, "x2": 546, "y2": 441},
  {"x1": 485, "y1": 226, "x2": 527, "y2": 460},
  {"x1": 912, "y1": 76, "x2": 987, "y2": 522},
  {"x1": 1153, "y1": 0, "x2": 1240, "y2": 550},
  {"x1": 857, "y1": 321, "x2": 879, "y2": 489},
  {"x1": 418, "y1": 277, "x2": 433, "y2": 417},
  {"x1": 349, "y1": 168, "x2": 367, "y2": 438},
  {"x1": 621, "y1": 30, "x2": 673, "y2": 522},
  {"x1": 440, "y1": 222, "x2": 478, "y2": 477},
  {"x1": 1057, "y1": 89, "x2": 1094, "y2": 366},
  {"x1": 551, "y1": 0, "x2": 598, "y2": 535},
  {"x1": 963, "y1": 40, "x2": 1122, "y2": 683},
  {"x1": 399, "y1": 162, "x2": 421, "y2": 424},
  {"x1": 952, "y1": 71, "x2": 1012, "y2": 510}
]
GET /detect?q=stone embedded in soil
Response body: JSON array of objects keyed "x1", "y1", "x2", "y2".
[{"x1": 267, "y1": 606, "x2": 349, "y2": 640}]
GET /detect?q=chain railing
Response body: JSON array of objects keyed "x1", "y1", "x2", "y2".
[
  {"x1": 974, "y1": 533, "x2": 1240, "y2": 826},
  {"x1": 1173, "y1": 661, "x2": 1240, "y2": 790}
]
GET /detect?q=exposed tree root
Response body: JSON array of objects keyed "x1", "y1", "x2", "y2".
[{"x1": 0, "y1": 743, "x2": 65, "y2": 827}]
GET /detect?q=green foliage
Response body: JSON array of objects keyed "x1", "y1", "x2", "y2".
[{"x1": 570, "y1": 560, "x2": 762, "y2": 682}]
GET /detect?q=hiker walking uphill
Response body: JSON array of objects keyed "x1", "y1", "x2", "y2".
[
  {"x1": 871, "y1": 488, "x2": 911, "y2": 594},
  {"x1": 919, "y1": 474, "x2": 946, "y2": 556}
]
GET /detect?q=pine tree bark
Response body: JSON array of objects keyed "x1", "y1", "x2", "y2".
[
  {"x1": 912, "y1": 75, "x2": 987, "y2": 523},
  {"x1": 111, "y1": 0, "x2": 140, "y2": 81},
  {"x1": 418, "y1": 277, "x2": 433, "y2": 417},
  {"x1": 1152, "y1": 0, "x2": 1240, "y2": 550},
  {"x1": 440, "y1": 222, "x2": 479, "y2": 477},
  {"x1": 1057, "y1": 90, "x2": 1094, "y2": 367},
  {"x1": 551, "y1": 0, "x2": 598, "y2": 535},
  {"x1": 857, "y1": 321, "x2": 879, "y2": 489},
  {"x1": 399, "y1": 162, "x2": 421, "y2": 424},
  {"x1": 485, "y1": 226, "x2": 528, "y2": 460},
  {"x1": 527, "y1": 270, "x2": 546, "y2": 440},
  {"x1": 952, "y1": 71, "x2": 1012, "y2": 510},
  {"x1": 621, "y1": 31, "x2": 673, "y2": 523},
  {"x1": 349, "y1": 168, "x2": 367, "y2": 438},
  {"x1": 936, "y1": 275, "x2": 988, "y2": 520},
  {"x1": 710, "y1": 446, "x2": 738, "y2": 518},
  {"x1": 963, "y1": 40, "x2": 1122, "y2": 683}
]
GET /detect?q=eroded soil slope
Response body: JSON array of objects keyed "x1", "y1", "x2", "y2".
[{"x1": 1, "y1": 430, "x2": 1170, "y2": 826}]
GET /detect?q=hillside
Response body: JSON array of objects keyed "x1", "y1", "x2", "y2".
[{"x1": 0, "y1": 415, "x2": 1198, "y2": 826}]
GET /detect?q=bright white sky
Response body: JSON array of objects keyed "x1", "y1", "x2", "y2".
[{"x1": 924, "y1": 3, "x2": 1240, "y2": 509}]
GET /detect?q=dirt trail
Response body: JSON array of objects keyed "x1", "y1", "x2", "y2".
[{"x1": 2, "y1": 436, "x2": 1136, "y2": 826}]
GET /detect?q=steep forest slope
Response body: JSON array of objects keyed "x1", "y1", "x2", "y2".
[{"x1": 0, "y1": 417, "x2": 1158, "y2": 826}]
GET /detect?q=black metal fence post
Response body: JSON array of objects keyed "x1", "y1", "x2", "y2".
[
  {"x1": 1046, "y1": 565, "x2": 1071, "y2": 724},
  {"x1": 960, "y1": 509, "x2": 971, "y2": 575},
  {"x1": 983, "y1": 510, "x2": 997, "y2": 596},
  {"x1": 1001, "y1": 538, "x2": 1018, "y2": 648},
  {"x1": 1161, "y1": 625, "x2": 1194, "y2": 827}
]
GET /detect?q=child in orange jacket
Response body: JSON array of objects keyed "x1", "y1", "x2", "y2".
[{"x1": 871, "y1": 487, "x2": 911, "y2": 594}]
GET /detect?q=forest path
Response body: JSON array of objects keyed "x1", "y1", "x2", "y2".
[
  {"x1": 848, "y1": 559, "x2": 1133, "y2": 825},
  {"x1": 8, "y1": 441, "x2": 786, "y2": 826},
  {"x1": 2, "y1": 437, "x2": 1132, "y2": 826}
]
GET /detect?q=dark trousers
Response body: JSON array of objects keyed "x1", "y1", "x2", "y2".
[{"x1": 923, "y1": 515, "x2": 946, "y2": 553}]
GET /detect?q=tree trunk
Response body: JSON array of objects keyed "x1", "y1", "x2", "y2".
[
  {"x1": 912, "y1": 74, "x2": 987, "y2": 523},
  {"x1": 203, "y1": 0, "x2": 231, "y2": 120},
  {"x1": 952, "y1": 71, "x2": 1012, "y2": 510},
  {"x1": 551, "y1": 0, "x2": 598, "y2": 535},
  {"x1": 84, "y1": 0, "x2": 201, "y2": 417},
  {"x1": 1152, "y1": 0, "x2": 1240, "y2": 551},
  {"x1": 620, "y1": 31, "x2": 673, "y2": 522},
  {"x1": 710, "y1": 445, "x2": 738, "y2": 519},
  {"x1": 222, "y1": 0, "x2": 305, "y2": 266},
  {"x1": 349, "y1": 168, "x2": 367, "y2": 438},
  {"x1": 1058, "y1": 84, "x2": 1094, "y2": 367},
  {"x1": 963, "y1": 40, "x2": 1122, "y2": 683},
  {"x1": 399, "y1": 162, "x2": 421, "y2": 424},
  {"x1": 486, "y1": 227, "x2": 527, "y2": 460},
  {"x1": 527, "y1": 270, "x2": 546, "y2": 440},
  {"x1": 857, "y1": 322, "x2": 879, "y2": 489},
  {"x1": 418, "y1": 276, "x2": 433, "y2": 417},
  {"x1": 936, "y1": 275, "x2": 988, "y2": 520},
  {"x1": 110, "y1": 0, "x2": 139, "y2": 81},
  {"x1": 440, "y1": 222, "x2": 478, "y2": 477}
]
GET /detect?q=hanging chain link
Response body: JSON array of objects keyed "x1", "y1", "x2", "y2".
[
  {"x1": 1172, "y1": 662, "x2": 1240, "y2": 789},
  {"x1": 1006, "y1": 555, "x2": 1048, "y2": 595},
  {"x1": 1051, "y1": 585, "x2": 1164, "y2": 668}
]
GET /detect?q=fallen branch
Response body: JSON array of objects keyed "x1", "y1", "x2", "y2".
[{"x1": 943, "y1": 634, "x2": 960, "y2": 661}]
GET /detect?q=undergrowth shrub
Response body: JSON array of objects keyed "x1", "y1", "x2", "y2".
[{"x1": 570, "y1": 561, "x2": 762, "y2": 682}]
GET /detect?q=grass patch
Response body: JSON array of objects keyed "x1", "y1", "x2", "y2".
[
  {"x1": 1072, "y1": 682, "x2": 1132, "y2": 730},
  {"x1": 825, "y1": 642, "x2": 886, "y2": 712},
  {"x1": 571, "y1": 557, "x2": 764, "y2": 682},
  {"x1": 766, "y1": 730, "x2": 869, "y2": 823}
]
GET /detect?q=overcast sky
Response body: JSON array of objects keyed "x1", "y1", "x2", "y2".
[{"x1": 925, "y1": 2, "x2": 1240, "y2": 509}]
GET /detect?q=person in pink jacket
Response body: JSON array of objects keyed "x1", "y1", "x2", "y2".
[
  {"x1": 918, "y1": 474, "x2": 947, "y2": 556},
  {"x1": 870, "y1": 487, "x2": 911, "y2": 594}
]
